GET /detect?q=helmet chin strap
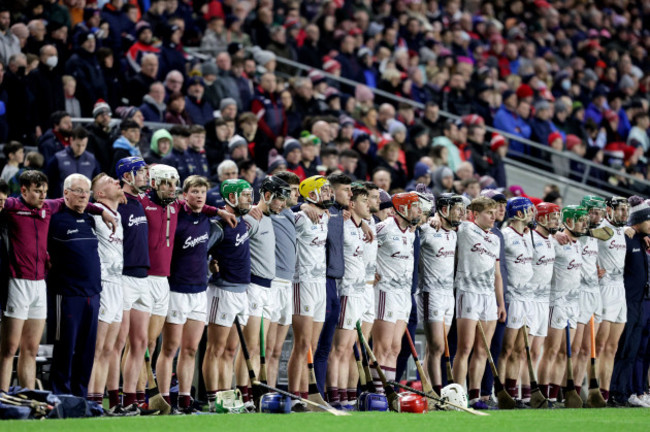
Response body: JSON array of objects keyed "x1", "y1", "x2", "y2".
[
  {"x1": 440, "y1": 206, "x2": 461, "y2": 227},
  {"x1": 397, "y1": 208, "x2": 419, "y2": 226},
  {"x1": 564, "y1": 221, "x2": 586, "y2": 238}
]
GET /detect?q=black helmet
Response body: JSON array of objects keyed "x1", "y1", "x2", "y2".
[{"x1": 261, "y1": 175, "x2": 291, "y2": 203}]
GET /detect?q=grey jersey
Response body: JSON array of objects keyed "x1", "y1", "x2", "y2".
[
  {"x1": 270, "y1": 208, "x2": 297, "y2": 281},
  {"x1": 579, "y1": 235, "x2": 600, "y2": 293},
  {"x1": 244, "y1": 213, "x2": 276, "y2": 282}
]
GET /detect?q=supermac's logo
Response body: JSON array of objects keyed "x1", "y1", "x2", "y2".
[
  {"x1": 609, "y1": 240, "x2": 626, "y2": 251},
  {"x1": 470, "y1": 243, "x2": 497, "y2": 259},
  {"x1": 536, "y1": 256, "x2": 554, "y2": 266},
  {"x1": 435, "y1": 247, "x2": 455, "y2": 258},
  {"x1": 514, "y1": 254, "x2": 533, "y2": 264},
  {"x1": 567, "y1": 259, "x2": 582, "y2": 270},
  {"x1": 310, "y1": 238, "x2": 327, "y2": 247},
  {"x1": 128, "y1": 214, "x2": 147, "y2": 227},
  {"x1": 235, "y1": 232, "x2": 249, "y2": 247},
  {"x1": 183, "y1": 233, "x2": 209, "y2": 249}
]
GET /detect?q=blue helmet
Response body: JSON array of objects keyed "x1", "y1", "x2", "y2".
[
  {"x1": 115, "y1": 156, "x2": 146, "y2": 181},
  {"x1": 506, "y1": 197, "x2": 533, "y2": 219}
]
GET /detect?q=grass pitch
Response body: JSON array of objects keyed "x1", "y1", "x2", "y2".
[{"x1": 5, "y1": 409, "x2": 650, "y2": 432}]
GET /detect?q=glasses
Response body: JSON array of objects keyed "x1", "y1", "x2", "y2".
[{"x1": 67, "y1": 188, "x2": 91, "y2": 196}]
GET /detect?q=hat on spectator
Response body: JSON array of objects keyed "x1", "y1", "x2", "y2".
[
  {"x1": 572, "y1": 101, "x2": 584, "y2": 111},
  {"x1": 323, "y1": 59, "x2": 341, "y2": 74},
  {"x1": 509, "y1": 185, "x2": 525, "y2": 197},
  {"x1": 413, "y1": 162, "x2": 431, "y2": 179},
  {"x1": 228, "y1": 134, "x2": 248, "y2": 152},
  {"x1": 116, "y1": 105, "x2": 139, "y2": 120},
  {"x1": 490, "y1": 133, "x2": 507, "y2": 152},
  {"x1": 379, "y1": 189, "x2": 393, "y2": 210},
  {"x1": 555, "y1": 100, "x2": 569, "y2": 113},
  {"x1": 619, "y1": 75, "x2": 635, "y2": 90},
  {"x1": 547, "y1": 131, "x2": 562, "y2": 145},
  {"x1": 462, "y1": 114, "x2": 484, "y2": 127},
  {"x1": 93, "y1": 99, "x2": 111, "y2": 118},
  {"x1": 593, "y1": 84, "x2": 609, "y2": 97},
  {"x1": 135, "y1": 21, "x2": 152, "y2": 36},
  {"x1": 227, "y1": 42, "x2": 243, "y2": 56},
  {"x1": 358, "y1": 47, "x2": 372, "y2": 59},
  {"x1": 439, "y1": 166, "x2": 454, "y2": 179},
  {"x1": 267, "y1": 149, "x2": 287, "y2": 174},
  {"x1": 534, "y1": 0, "x2": 551, "y2": 8},
  {"x1": 219, "y1": 98, "x2": 237, "y2": 110},
  {"x1": 187, "y1": 76, "x2": 205, "y2": 87},
  {"x1": 565, "y1": 134, "x2": 583, "y2": 151},
  {"x1": 410, "y1": 124, "x2": 428, "y2": 140},
  {"x1": 10, "y1": 23, "x2": 28, "y2": 39},
  {"x1": 354, "y1": 133, "x2": 370, "y2": 147},
  {"x1": 77, "y1": 30, "x2": 95, "y2": 45},
  {"x1": 254, "y1": 50, "x2": 276, "y2": 66},
  {"x1": 479, "y1": 175, "x2": 497, "y2": 190},
  {"x1": 628, "y1": 198, "x2": 650, "y2": 226},
  {"x1": 309, "y1": 70, "x2": 326, "y2": 85},
  {"x1": 502, "y1": 89, "x2": 516, "y2": 102},
  {"x1": 516, "y1": 84, "x2": 534, "y2": 99},
  {"x1": 339, "y1": 115, "x2": 354, "y2": 127},
  {"x1": 201, "y1": 62, "x2": 218, "y2": 77},
  {"x1": 324, "y1": 87, "x2": 340, "y2": 102},
  {"x1": 283, "y1": 138, "x2": 301, "y2": 157},
  {"x1": 534, "y1": 99, "x2": 551, "y2": 111},
  {"x1": 225, "y1": 15, "x2": 240, "y2": 29},
  {"x1": 481, "y1": 188, "x2": 507, "y2": 203},
  {"x1": 355, "y1": 84, "x2": 374, "y2": 103},
  {"x1": 603, "y1": 110, "x2": 618, "y2": 123},
  {"x1": 582, "y1": 68, "x2": 598, "y2": 84},
  {"x1": 388, "y1": 120, "x2": 407, "y2": 136}
]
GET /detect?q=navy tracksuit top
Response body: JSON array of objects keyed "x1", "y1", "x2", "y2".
[
  {"x1": 118, "y1": 193, "x2": 150, "y2": 278},
  {"x1": 169, "y1": 206, "x2": 210, "y2": 293}
]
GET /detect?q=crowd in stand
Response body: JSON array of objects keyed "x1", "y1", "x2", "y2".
[{"x1": 0, "y1": 0, "x2": 648, "y2": 198}]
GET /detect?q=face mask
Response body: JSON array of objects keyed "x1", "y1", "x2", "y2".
[
  {"x1": 45, "y1": 56, "x2": 58, "y2": 69},
  {"x1": 561, "y1": 79, "x2": 571, "y2": 91}
]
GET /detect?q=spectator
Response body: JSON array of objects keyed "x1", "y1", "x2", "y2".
[
  {"x1": 5, "y1": 53, "x2": 34, "y2": 143},
  {"x1": 125, "y1": 53, "x2": 158, "y2": 106},
  {"x1": 0, "y1": 7, "x2": 21, "y2": 66},
  {"x1": 162, "y1": 125, "x2": 192, "y2": 183},
  {"x1": 187, "y1": 124, "x2": 209, "y2": 178},
  {"x1": 184, "y1": 76, "x2": 213, "y2": 126},
  {"x1": 206, "y1": 159, "x2": 238, "y2": 207},
  {"x1": 252, "y1": 72, "x2": 286, "y2": 151},
  {"x1": 298, "y1": 24, "x2": 321, "y2": 69},
  {"x1": 442, "y1": 73, "x2": 472, "y2": 116},
  {"x1": 165, "y1": 91, "x2": 191, "y2": 125},
  {"x1": 28, "y1": 44, "x2": 64, "y2": 132},
  {"x1": 164, "y1": 70, "x2": 184, "y2": 97},
  {"x1": 158, "y1": 22, "x2": 187, "y2": 81},
  {"x1": 62, "y1": 75, "x2": 81, "y2": 118},
  {"x1": 47, "y1": 126, "x2": 100, "y2": 197},
  {"x1": 111, "y1": 119, "x2": 141, "y2": 174},
  {"x1": 202, "y1": 61, "x2": 220, "y2": 110},
  {"x1": 215, "y1": 52, "x2": 242, "y2": 110},
  {"x1": 145, "y1": 128, "x2": 172, "y2": 165},
  {"x1": 227, "y1": 134, "x2": 249, "y2": 164},
  {"x1": 238, "y1": 158, "x2": 262, "y2": 201},
  {"x1": 86, "y1": 100, "x2": 114, "y2": 173},
  {"x1": 267, "y1": 26, "x2": 297, "y2": 77},
  {"x1": 376, "y1": 141, "x2": 407, "y2": 190},
  {"x1": 336, "y1": 35, "x2": 363, "y2": 83},
  {"x1": 464, "y1": 114, "x2": 491, "y2": 177},
  {"x1": 97, "y1": 47, "x2": 122, "y2": 110},
  {"x1": 283, "y1": 138, "x2": 304, "y2": 181},
  {"x1": 584, "y1": 85, "x2": 610, "y2": 126},
  {"x1": 627, "y1": 112, "x2": 650, "y2": 163},
  {"x1": 493, "y1": 89, "x2": 531, "y2": 154},
  {"x1": 38, "y1": 110, "x2": 72, "y2": 164},
  {"x1": 65, "y1": 32, "x2": 106, "y2": 117},
  {"x1": 24, "y1": 19, "x2": 46, "y2": 56},
  {"x1": 1, "y1": 141, "x2": 24, "y2": 182},
  {"x1": 6, "y1": 151, "x2": 43, "y2": 196},
  {"x1": 406, "y1": 161, "x2": 431, "y2": 192},
  {"x1": 100, "y1": 0, "x2": 132, "y2": 54},
  {"x1": 530, "y1": 99, "x2": 561, "y2": 157},
  {"x1": 204, "y1": 117, "x2": 229, "y2": 176},
  {"x1": 431, "y1": 165, "x2": 454, "y2": 196},
  {"x1": 139, "y1": 81, "x2": 166, "y2": 123},
  {"x1": 126, "y1": 21, "x2": 160, "y2": 73},
  {"x1": 201, "y1": 17, "x2": 228, "y2": 55}
]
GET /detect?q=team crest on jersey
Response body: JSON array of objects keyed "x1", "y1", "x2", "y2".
[
  {"x1": 221, "y1": 313, "x2": 227, "y2": 320},
  {"x1": 172, "y1": 310, "x2": 178, "y2": 317},
  {"x1": 466, "y1": 307, "x2": 471, "y2": 313},
  {"x1": 41, "y1": 209, "x2": 46, "y2": 219},
  {"x1": 100, "y1": 307, "x2": 106, "y2": 316},
  {"x1": 346, "y1": 319, "x2": 352, "y2": 326},
  {"x1": 304, "y1": 305, "x2": 310, "y2": 312},
  {"x1": 170, "y1": 207, "x2": 176, "y2": 214},
  {"x1": 402, "y1": 237, "x2": 407, "y2": 245},
  {"x1": 433, "y1": 310, "x2": 438, "y2": 316},
  {"x1": 7, "y1": 306, "x2": 14, "y2": 313},
  {"x1": 387, "y1": 311, "x2": 393, "y2": 318},
  {"x1": 252, "y1": 303, "x2": 258, "y2": 310}
]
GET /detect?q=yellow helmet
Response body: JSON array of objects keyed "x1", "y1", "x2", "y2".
[{"x1": 299, "y1": 175, "x2": 332, "y2": 207}]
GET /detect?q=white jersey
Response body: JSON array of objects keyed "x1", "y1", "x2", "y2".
[
  {"x1": 294, "y1": 210, "x2": 329, "y2": 283},
  {"x1": 363, "y1": 217, "x2": 378, "y2": 282},
  {"x1": 551, "y1": 239, "x2": 582, "y2": 303},
  {"x1": 92, "y1": 203, "x2": 124, "y2": 280},
  {"x1": 418, "y1": 224, "x2": 456, "y2": 294},
  {"x1": 528, "y1": 229, "x2": 556, "y2": 302},
  {"x1": 375, "y1": 216, "x2": 415, "y2": 293},
  {"x1": 455, "y1": 221, "x2": 500, "y2": 295},
  {"x1": 503, "y1": 226, "x2": 534, "y2": 301},
  {"x1": 579, "y1": 235, "x2": 600, "y2": 293},
  {"x1": 597, "y1": 219, "x2": 626, "y2": 286},
  {"x1": 339, "y1": 218, "x2": 366, "y2": 296}
]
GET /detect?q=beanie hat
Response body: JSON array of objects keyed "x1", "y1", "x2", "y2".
[
  {"x1": 566, "y1": 134, "x2": 582, "y2": 151},
  {"x1": 413, "y1": 161, "x2": 430, "y2": 179},
  {"x1": 628, "y1": 198, "x2": 650, "y2": 226},
  {"x1": 547, "y1": 131, "x2": 563, "y2": 145},
  {"x1": 283, "y1": 138, "x2": 301, "y2": 157},
  {"x1": 93, "y1": 99, "x2": 111, "y2": 118},
  {"x1": 228, "y1": 134, "x2": 248, "y2": 152},
  {"x1": 267, "y1": 149, "x2": 287, "y2": 174},
  {"x1": 490, "y1": 133, "x2": 507, "y2": 152},
  {"x1": 379, "y1": 189, "x2": 392, "y2": 210}
]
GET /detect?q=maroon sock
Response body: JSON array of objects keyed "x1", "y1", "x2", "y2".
[
  {"x1": 575, "y1": 386, "x2": 581, "y2": 396},
  {"x1": 505, "y1": 378, "x2": 518, "y2": 398},
  {"x1": 469, "y1": 389, "x2": 480, "y2": 400},
  {"x1": 108, "y1": 389, "x2": 120, "y2": 408},
  {"x1": 339, "y1": 389, "x2": 348, "y2": 403},
  {"x1": 179, "y1": 394, "x2": 191, "y2": 409},
  {"x1": 162, "y1": 394, "x2": 171, "y2": 405},
  {"x1": 327, "y1": 387, "x2": 340, "y2": 403},
  {"x1": 237, "y1": 386, "x2": 250, "y2": 403},
  {"x1": 549, "y1": 384, "x2": 560, "y2": 400},
  {"x1": 301, "y1": 392, "x2": 309, "y2": 399},
  {"x1": 123, "y1": 392, "x2": 136, "y2": 407},
  {"x1": 433, "y1": 385, "x2": 442, "y2": 396},
  {"x1": 539, "y1": 384, "x2": 549, "y2": 398},
  {"x1": 521, "y1": 386, "x2": 531, "y2": 399},
  {"x1": 136, "y1": 391, "x2": 145, "y2": 404},
  {"x1": 292, "y1": 391, "x2": 301, "y2": 398},
  {"x1": 600, "y1": 389, "x2": 609, "y2": 401},
  {"x1": 347, "y1": 389, "x2": 357, "y2": 402}
]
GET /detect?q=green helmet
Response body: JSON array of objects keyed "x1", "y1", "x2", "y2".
[
  {"x1": 562, "y1": 205, "x2": 589, "y2": 236},
  {"x1": 580, "y1": 195, "x2": 605, "y2": 211},
  {"x1": 221, "y1": 179, "x2": 253, "y2": 214}
]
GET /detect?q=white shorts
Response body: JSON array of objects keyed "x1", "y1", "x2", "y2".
[
  {"x1": 360, "y1": 282, "x2": 375, "y2": 324},
  {"x1": 206, "y1": 284, "x2": 248, "y2": 327},
  {"x1": 528, "y1": 301, "x2": 549, "y2": 337},
  {"x1": 596, "y1": 283, "x2": 627, "y2": 323},
  {"x1": 549, "y1": 302, "x2": 578, "y2": 329},
  {"x1": 148, "y1": 276, "x2": 170, "y2": 317},
  {"x1": 375, "y1": 289, "x2": 411, "y2": 323},
  {"x1": 247, "y1": 283, "x2": 275, "y2": 320},
  {"x1": 293, "y1": 280, "x2": 326, "y2": 323},
  {"x1": 417, "y1": 291, "x2": 454, "y2": 326},
  {"x1": 123, "y1": 275, "x2": 150, "y2": 312},
  {"x1": 456, "y1": 290, "x2": 498, "y2": 322},
  {"x1": 271, "y1": 278, "x2": 292, "y2": 326},
  {"x1": 4, "y1": 278, "x2": 47, "y2": 320},
  {"x1": 337, "y1": 295, "x2": 364, "y2": 330},
  {"x1": 167, "y1": 291, "x2": 207, "y2": 325},
  {"x1": 578, "y1": 290, "x2": 602, "y2": 325},
  {"x1": 98, "y1": 278, "x2": 123, "y2": 324}
]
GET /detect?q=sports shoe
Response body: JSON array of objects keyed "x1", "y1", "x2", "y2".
[
  {"x1": 291, "y1": 401, "x2": 309, "y2": 412},
  {"x1": 171, "y1": 406, "x2": 201, "y2": 415},
  {"x1": 627, "y1": 394, "x2": 649, "y2": 408},
  {"x1": 547, "y1": 400, "x2": 564, "y2": 409},
  {"x1": 640, "y1": 393, "x2": 650, "y2": 405},
  {"x1": 106, "y1": 404, "x2": 140, "y2": 417},
  {"x1": 515, "y1": 399, "x2": 532, "y2": 409},
  {"x1": 607, "y1": 395, "x2": 627, "y2": 408},
  {"x1": 125, "y1": 403, "x2": 159, "y2": 416},
  {"x1": 469, "y1": 399, "x2": 490, "y2": 410},
  {"x1": 341, "y1": 403, "x2": 357, "y2": 411},
  {"x1": 483, "y1": 397, "x2": 498, "y2": 409}
]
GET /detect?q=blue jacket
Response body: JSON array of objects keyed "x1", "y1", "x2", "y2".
[
  {"x1": 206, "y1": 185, "x2": 224, "y2": 208},
  {"x1": 624, "y1": 232, "x2": 650, "y2": 304},
  {"x1": 162, "y1": 148, "x2": 192, "y2": 183},
  {"x1": 187, "y1": 148, "x2": 210, "y2": 178},
  {"x1": 584, "y1": 102, "x2": 605, "y2": 126},
  {"x1": 529, "y1": 117, "x2": 562, "y2": 149},
  {"x1": 184, "y1": 95, "x2": 214, "y2": 126},
  {"x1": 326, "y1": 203, "x2": 345, "y2": 279},
  {"x1": 100, "y1": 5, "x2": 133, "y2": 54},
  {"x1": 47, "y1": 147, "x2": 100, "y2": 197},
  {"x1": 493, "y1": 105, "x2": 531, "y2": 154},
  {"x1": 38, "y1": 129, "x2": 66, "y2": 165},
  {"x1": 208, "y1": 216, "x2": 250, "y2": 292},
  {"x1": 47, "y1": 206, "x2": 101, "y2": 296},
  {"x1": 117, "y1": 193, "x2": 150, "y2": 277},
  {"x1": 169, "y1": 205, "x2": 210, "y2": 293}
]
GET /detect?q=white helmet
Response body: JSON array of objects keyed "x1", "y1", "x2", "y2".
[
  {"x1": 149, "y1": 164, "x2": 179, "y2": 188},
  {"x1": 440, "y1": 384, "x2": 468, "y2": 411}
]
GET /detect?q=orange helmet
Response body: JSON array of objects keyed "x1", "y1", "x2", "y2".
[{"x1": 392, "y1": 192, "x2": 421, "y2": 226}]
